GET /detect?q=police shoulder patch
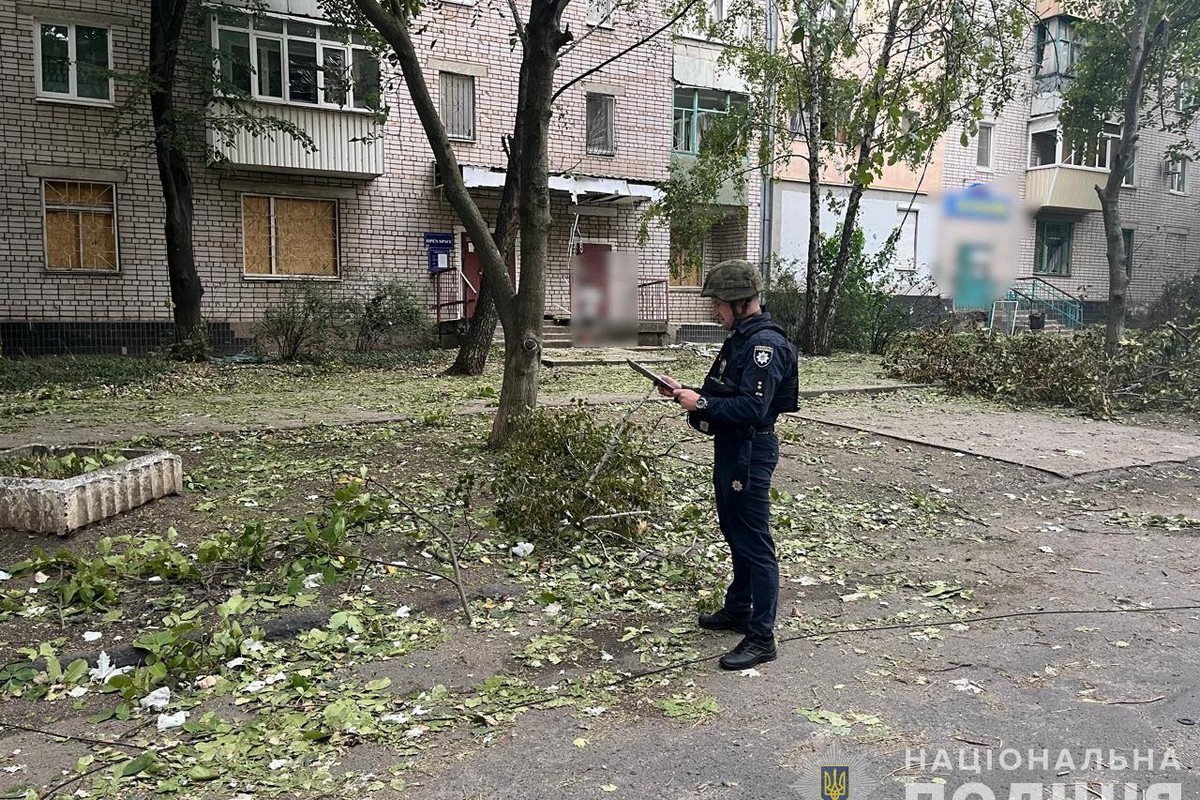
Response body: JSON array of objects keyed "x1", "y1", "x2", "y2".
[{"x1": 753, "y1": 344, "x2": 774, "y2": 368}]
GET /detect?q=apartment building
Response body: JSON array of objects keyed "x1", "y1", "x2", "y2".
[
  {"x1": 770, "y1": 3, "x2": 1200, "y2": 323},
  {"x1": 1, "y1": 0, "x2": 762, "y2": 355}
]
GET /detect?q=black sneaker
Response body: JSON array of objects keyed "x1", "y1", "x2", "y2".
[
  {"x1": 718, "y1": 635, "x2": 777, "y2": 670},
  {"x1": 698, "y1": 608, "x2": 750, "y2": 634}
]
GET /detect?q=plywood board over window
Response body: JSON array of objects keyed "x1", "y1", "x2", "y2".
[
  {"x1": 43, "y1": 180, "x2": 118, "y2": 271},
  {"x1": 242, "y1": 194, "x2": 338, "y2": 277}
]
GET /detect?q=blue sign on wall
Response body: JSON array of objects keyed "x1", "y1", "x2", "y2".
[{"x1": 425, "y1": 232, "x2": 454, "y2": 274}]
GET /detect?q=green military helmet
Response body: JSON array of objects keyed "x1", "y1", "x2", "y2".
[{"x1": 700, "y1": 259, "x2": 764, "y2": 303}]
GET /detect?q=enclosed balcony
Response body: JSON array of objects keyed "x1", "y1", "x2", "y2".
[
  {"x1": 208, "y1": 102, "x2": 385, "y2": 178},
  {"x1": 1025, "y1": 166, "x2": 1103, "y2": 213}
]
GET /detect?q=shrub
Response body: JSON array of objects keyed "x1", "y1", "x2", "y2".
[
  {"x1": 490, "y1": 405, "x2": 663, "y2": 552},
  {"x1": 764, "y1": 227, "x2": 941, "y2": 355},
  {"x1": 1143, "y1": 272, "x2": 1200, "y2": 327},
  {"x1": 346, "y1": 281, "x2": 434, "y2": 352},
  {"x1": 254, "y1": 283, "x2": 340, "y2": 361}
]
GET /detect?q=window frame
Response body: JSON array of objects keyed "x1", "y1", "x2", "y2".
[
  {"x1": 34, "y1": 21, "x2": 114, "y2": 105},
  {"x1": 211, "y1": 12, "x2": 381, "y2": 112},
  {"x1": 1178, "y1": 78, "x2": 1196, "y2": 114},
  {"x1": 585, "y1": 93, "x2": 616, "y2": 156},
  {"x1": 1169, "y1": 157, "x2": 1190, "y2": 195},
  {"x1": 586, "y1": 0, "x2": 616, "y2": 28},
  {"x1": 672, "y1": 87, "x2": 744, "y2": 155},
  {"x1": 1034, "y1": 17, "x2": 1080, "y2": 79},
  {"x1": 439, "y1": 72, "x2": 477, "y2": 142},
  {"x1": 240, "y1": 193, "x2": 341, "y2": 280},
  {"x1": 1033, "y1": 218, "x2": 1073, "y2": 277},
  {"x1": 41, "y1": 179, "x2": 120, "y2": 274},
  {"x1": 976, "y1": 122, "x2": 995, "y2": 171}
]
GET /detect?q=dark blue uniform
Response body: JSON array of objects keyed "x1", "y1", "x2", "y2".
[{"x1": 689, "y1": 312, "x2": 798, "y2": 639}]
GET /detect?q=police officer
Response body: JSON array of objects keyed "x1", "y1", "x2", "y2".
[{"x1": 658, "y1": 260, "x2": 798, "y2": 670}]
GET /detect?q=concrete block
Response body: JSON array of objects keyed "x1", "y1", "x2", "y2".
[{"x1": 0, "y1": 445, "x2": 183, "y2": 536}]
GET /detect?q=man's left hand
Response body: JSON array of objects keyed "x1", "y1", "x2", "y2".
[{"x1": 673, "y1": 388, "x2": 702, "y2": 411}]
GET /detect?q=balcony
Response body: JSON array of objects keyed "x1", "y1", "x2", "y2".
[
  {"x1": 207, "y1": 102, "x2": 385, "y2": 178},
  {"x1": 1025, "y1": 165, "x2": 1103, "y2": 213}
]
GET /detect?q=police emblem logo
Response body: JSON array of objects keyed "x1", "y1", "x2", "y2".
[
  {"x1": 753, "y1": 345, "x2": 774, "y2": 368},
  {"x1": 793, "y1": 741, "x2": 879, "y2": 800},
  {"x1": 820, "y1": 766, "x2": 849, "y2": 800}
]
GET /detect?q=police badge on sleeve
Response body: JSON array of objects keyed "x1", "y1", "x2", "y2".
[{"x1": 753, "y1": 345, "x2": 774, "y2": 368}]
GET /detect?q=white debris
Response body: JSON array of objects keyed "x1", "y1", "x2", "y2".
[
  {"x1": 302, "y1": 573, "x2": 324, "y2": 589},
  {"x1": 89, "y1": 652, "x2": 133, "y2": 684},
  {"x1": 511, "y1": 542, "x2": 535, "y2": 558},
  {"x1": 950, "y1": 678, "x2": 984, "y2": 694},
  {"x1": 83, "y1": 631, "x2": 102, "y2": 643},
  {"x1": 156, "y1": 711, "x2": 188, "y2": 731},
  {"x1": 139, "y1": 687, "x2": 172, "y2": 710}
]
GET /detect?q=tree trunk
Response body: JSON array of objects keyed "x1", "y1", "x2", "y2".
[
  {"x1": 812, "y1": 183, "x2": 865, "y2": 354},
  {"x1": 488, "y1": 0, "x2": 569, "y2": 447},
  {"x1": 445, "y1": 280, "x2": 499, "y2": 375},
  {"x1": 801, "y1": 96, "x2": 822, "y2": 355},
  {"x1": 150, "y1": 0, "x2": 205, "y2": 359},
  {"x1": 810, "y1": 0, "x2": 903, "y2": 356},
  {"x1": 1103, "y1": 0, "x2": 1156, "y2": 355}
]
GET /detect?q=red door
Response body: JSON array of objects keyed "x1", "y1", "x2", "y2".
[{"x1": 461, "y1": 236, "x2": 516, "y2": 320}]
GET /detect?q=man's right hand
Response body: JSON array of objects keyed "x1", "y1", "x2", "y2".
[{"x1": 656, "y1": 375, "x2": 681, "y2": 398}]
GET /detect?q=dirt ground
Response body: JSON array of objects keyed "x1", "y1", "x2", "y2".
[{"x1": 2, "y1": 376, "x2": 1199, "y2": 799}]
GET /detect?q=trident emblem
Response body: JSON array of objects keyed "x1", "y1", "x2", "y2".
[{"x1": 820, "y1": 765, "x2": 849, "y2": 800}]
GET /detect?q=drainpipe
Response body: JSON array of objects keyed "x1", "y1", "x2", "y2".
[{"x1": 758, "y1": 0, "x2": 779, "y2": 287}]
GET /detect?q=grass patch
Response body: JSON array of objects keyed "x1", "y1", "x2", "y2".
[{"x1": 0, "y1": 355, "x2": 180, "y2": 394}]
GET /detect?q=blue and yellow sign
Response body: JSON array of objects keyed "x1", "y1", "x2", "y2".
[{"x1": 820, "y1": 764, "x2": 849, "y2": 800}]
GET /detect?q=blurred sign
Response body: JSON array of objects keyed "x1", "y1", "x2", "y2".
[
  {"x1": 572, "y1": 247, "x2": 638, "y2": 347},
  {"x1": 931, "y1": 175, "x2": 1027, "y2": 310}
]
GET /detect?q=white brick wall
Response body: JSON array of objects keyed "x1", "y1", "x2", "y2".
[{"x1": 0, "y1": 0, "x2": 680, "y2": 335}]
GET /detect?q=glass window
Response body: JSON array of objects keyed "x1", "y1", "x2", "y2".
[
  {"x1": 976, "y1": 123, "x2": 994, "y2": 169},
  {"x1": 75, "y1": 26, "x2": 110, "y2": 99},
  {"x1": 1169, "y1": 158, "x2": 1189, "y2": 194},
  {"x1": 215, "y1": 14, "x2": 380, "y2": 111},
  {"x1": 288, "y1": 38, "x2": 318, "y2": 103},
  {"x1": 219, "y1": 29, "x2": 253, "y2": 93},
  {"x1": 587, "y1": 0, "x2": 614, "y2": 26},
  {"x1": 242, "y1": 195, "x2": 339, "y2": 277},
  {"x1": 38, "y1": 23, "x2": 110, "y2": 102},
  {"x1": 440, "y1": 73, "x2": 476, "y2": 141},
  {"x1": 43, "y1": 181, "x2": 118, "y2": 272},
  {"x1": 256, "y1": 38, "x2": 284, "y2": 98},
  {"x1": 1034, "y1": 219, "x2": 1072, "y2": 276},
  {"x1": 586, "y1": 94, "x2": 615, "y2": 155},
  {"x1": 352, "y1": 49, "x2": 380, "y2": 110},
  {"x1": 322, "y1": 47, "x2": 348, "y2": 106}
]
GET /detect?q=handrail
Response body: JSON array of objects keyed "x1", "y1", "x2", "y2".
[{"x1": 1013, "y1": 276, "x2": 1082, "y2": 304}]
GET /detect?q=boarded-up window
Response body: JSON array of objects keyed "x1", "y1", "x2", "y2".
[
  {"x1": 43, "y1": 180, "x2": 118, "y2": 271},
  {"x1": 669, "y1": 227, "x2": 704, "y2": 287},
  {"x1": 242, "y1": 195, "x2": 338, "y2": 277},
  {"x1": 440, "y1": 73, "x2": 475, "y2": 141},
  {"x1": 586, "y1": 94, "x2": 615, "y2": 156}
]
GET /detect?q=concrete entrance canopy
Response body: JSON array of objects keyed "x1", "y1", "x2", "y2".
[{"x1": 458, "y1": 165, "x2": 663, "y2": 205}]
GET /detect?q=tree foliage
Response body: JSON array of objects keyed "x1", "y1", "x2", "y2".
[
  {"x1": 647, "y1": 0, "x2": 1030, "y2": 353},
  {"x1": 1058, "y1": 0, "x2": 1200, "y2": 354}
]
